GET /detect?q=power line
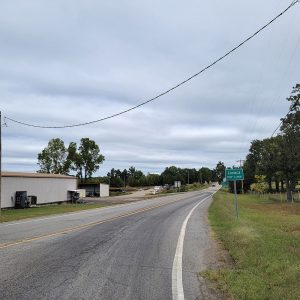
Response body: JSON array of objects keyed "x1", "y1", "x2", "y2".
[
  {"x1": 271, "y1": 120, "x2": 284, "y2": 137},
  {"x1": 5, "y1": 0, "x2": 299, "y2": 129},
  {"x1": 271, "y1": 107, "x2": 292, "y2": 137}
]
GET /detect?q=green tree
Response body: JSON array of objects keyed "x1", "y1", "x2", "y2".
[
  {"x1": 279, "y1": 84, "x2": 300, "y2": 200},
  {"x1": 37, "y1": 138, "x2": 70, "y2": 174},
  {"x1": 160, "y1": 166, "x2": 183, "y2": 184},
  {"x1": 243, "y1": 140, "x2": 263, "y2": 191},
  {"x1": 250, "y1": 175, "x2": 268, "y2": 193},
  {"x1": 199, "y1": 167, "x2": 212, "y2": 183},
  {"x1": 107, "y1": 168, "x2": 124, "y2": 187},
  {"x1": 76, "y1": 138, "x2": 105, "y2": 179},
  {"x1": 258, "y1": 137, "x2": 281, "y2": 191},
  {"x1": 146, "y1": 173, "x2": 161, "y2": 186},
  {"x1": 213, "y1": 161, "x2": 226, "y2": 183}
]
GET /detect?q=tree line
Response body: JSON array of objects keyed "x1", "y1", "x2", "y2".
[
  {"x1": 37, "y1": 138, "x2": 225, "y2": 187},
  {"x1": 242, "y1": 84, "x2": 300, "y2": 201},
  {"x1": 104, "y1": 162, "x2": 226, "y2": 187}
]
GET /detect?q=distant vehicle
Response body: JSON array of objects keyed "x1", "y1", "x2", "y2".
[
  {"x1": 212, "y1": 183, "x2": 216, "y2": 187},
  {"x1": 151, "y1": 186, "x2": 162, "y2": 195}
]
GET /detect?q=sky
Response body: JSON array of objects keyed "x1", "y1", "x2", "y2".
[{"x1": 0, "y1": 0, "x2": 299, "y2": 176}]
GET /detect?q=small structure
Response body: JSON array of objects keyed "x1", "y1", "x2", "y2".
[
  {"x1": 78, "y1": 183, "x2": 110, "y2": 197},
  {"x1": 1, "y1": 172, "x2": 77, "y2": 208}
]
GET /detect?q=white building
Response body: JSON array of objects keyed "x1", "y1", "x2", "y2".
[
  {"x1": 1, "y1": 172, "x2": 77, "y2": 208},
  {"x1": 77, "y1": 183, "x2": 110, "y2": 197}
]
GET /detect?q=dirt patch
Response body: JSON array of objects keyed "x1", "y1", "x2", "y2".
[
  {"x1": 248, "y1": 202, "x2": 300, "y2": 215},
  {"x1": 82, "y1": 189, "x2": 157, "y2": 205},
  {"x1": 198, "y1": 214, "x2": 233, "y2": 300}
]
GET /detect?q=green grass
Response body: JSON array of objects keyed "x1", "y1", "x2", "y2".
[
  {"x1": 0, "y1": 203, "x2": 109, "y2": 223},
  {"x1": 205, "y1": 190, "x2": 300, "y2": 300},
  {"x1": 186, "y1": 183, "x2": 209, "y2": 191}
]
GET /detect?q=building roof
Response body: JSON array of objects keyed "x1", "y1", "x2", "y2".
[{"x1": 1, "y1": 171, "x2": 76, "y2": 179}]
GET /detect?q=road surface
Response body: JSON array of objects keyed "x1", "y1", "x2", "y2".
[{"x1": 0, "y1": 187, "x2": 219, "y2": 300}]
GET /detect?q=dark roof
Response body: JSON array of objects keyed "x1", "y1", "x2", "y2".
[{"x1": 1, "y1": 171, "x2": 76, "y2": 179}]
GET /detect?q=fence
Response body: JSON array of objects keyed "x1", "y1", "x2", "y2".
[{"x1": 249, "y1": 191, "x2": 300, "y2": 203}]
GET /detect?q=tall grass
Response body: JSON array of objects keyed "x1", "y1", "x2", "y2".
[{"x1": 204, "y1": 190, "x2": 300, "y2": 299}]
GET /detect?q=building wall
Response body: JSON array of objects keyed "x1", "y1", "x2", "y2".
[
  {"x1": 76, "y1": 189, "x2": 86, "y2": 198},
  {"x1": 100, "y1": 183, "x2": 109, "y2": 197},
  {"x1": 1, "y1": 177, "x2": 77, "y2": 208}
]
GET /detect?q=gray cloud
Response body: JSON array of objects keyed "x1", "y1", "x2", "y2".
[{"x1": 1, "y1": 0, "x2": 299, "y2": 175}]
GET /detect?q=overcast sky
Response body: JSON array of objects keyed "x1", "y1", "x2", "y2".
[{"x1": 0, "y1": 0, "x2": 299, "y2": 176}]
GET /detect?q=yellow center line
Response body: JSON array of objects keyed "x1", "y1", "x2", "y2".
[{"x1": 0, "y1": 198, "x2": 188, "y2": 250}]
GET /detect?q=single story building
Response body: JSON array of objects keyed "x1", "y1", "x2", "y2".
[
  {"x1": 78, "y1": 183, "x2": 110, "y2": 198},
  {"x1": 1, "y1": 172, "x2": 77, "y2": 208}
]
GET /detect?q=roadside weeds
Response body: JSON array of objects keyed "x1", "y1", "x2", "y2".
[{"x1": 202, "y1": 190, "x2": 300, "y2": 300}]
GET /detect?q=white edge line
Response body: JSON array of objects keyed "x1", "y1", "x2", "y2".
[{"x1": 172, "y1": 191, "x2": 216, "y2": 300}]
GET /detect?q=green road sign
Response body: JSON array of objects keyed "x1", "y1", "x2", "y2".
[{"x1": 225, "y1": 168, "x2": 244, "y2": 181}]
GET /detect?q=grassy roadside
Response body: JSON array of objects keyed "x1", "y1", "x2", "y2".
[
  {"x1": 186, "y1": 183, "x2": 209, "y2": 191},
  {"x1": 0, "y1": 203, "x2": 109, "y2": 223},
  {"x1": 204, "y1": 190, "x2": 300, "y2": 299}
]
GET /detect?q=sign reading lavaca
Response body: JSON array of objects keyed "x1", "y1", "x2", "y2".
[{"x1": 225, "y1": 168, "x2": 244, "y2": 181}]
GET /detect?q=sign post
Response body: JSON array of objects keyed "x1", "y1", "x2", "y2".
[
  {"x1": 233, "y1": 180, "x2": 238, "y2": 219},
  {"x1": 174, "y1": 181, "x2": 181, "y2": 192},
  {"x1": 225, "y1": 168, "x2": 244, "y2": 219}
]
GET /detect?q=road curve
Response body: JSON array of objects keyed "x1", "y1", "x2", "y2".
[{"x1": 0, "y1": 188, "x2": 218, "y2": 300}]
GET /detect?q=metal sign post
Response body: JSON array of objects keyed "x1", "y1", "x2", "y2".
[
  {"x1": 233, "y1": 180, "x2": 239, "y2": 218},
  {"x1": 225, "y1": 168, "x2": 244, "y2": 219}
]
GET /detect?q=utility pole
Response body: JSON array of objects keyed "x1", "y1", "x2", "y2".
[
  {"x1": 0, "y1": 111, "x2": 2, "y2": 216},
  {"x1": 0, "y1": 113, "x2": 8, "y2": 216},
  {"x1": 237, "y1": 159, "x2": 245, "y2": 193}
]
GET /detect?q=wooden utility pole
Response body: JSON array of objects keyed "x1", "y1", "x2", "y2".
[
  {"x1": 237, "y1": 159, "x2": 245, "y2": 193},
  {"x1": 0, "y1": 111, "x2": 2, "y2": 216}
]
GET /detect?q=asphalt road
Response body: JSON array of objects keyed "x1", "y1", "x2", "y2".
[{"x1": 0, "y1": 187, "x2": 218, "y2": 300}]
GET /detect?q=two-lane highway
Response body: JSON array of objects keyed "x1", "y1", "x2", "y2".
[{"x1": 0, "y1": 188, "x2": 218, "y2": 300}]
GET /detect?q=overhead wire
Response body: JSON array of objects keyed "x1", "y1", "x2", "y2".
[
  {"x1": 240, "y1": 0, "x2": 285, "y2": 154},
  {"x1": 4, "y1": 0, "x2": 299, "y2": 129}
]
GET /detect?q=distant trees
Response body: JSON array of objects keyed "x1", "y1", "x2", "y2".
[
  {"x1": 105, "y1": 165, "x2": 219, "y2": 188},
  {"x1": 37, "y1": 138, "x2": 105, "y2": 179}
]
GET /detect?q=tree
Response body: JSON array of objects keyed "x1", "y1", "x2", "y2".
[
  {"x1": 146, "y1": 173, "x2": 161, "y2": 186},
  {"x1": 279, "y1": 84, "x2": 300, "y2": 200},
  {"x1": 258, "y1": 137, "x2": 281, "y2": 191},
  {"x1": 37, "y1": 138, "x2": 69, "y2": 174},
  {"x1": 213, "y1": 161, "x2": 226, "y2": 183},
  {"x1": 250, "y1": 175, "x2": 268, "y2": 193},
  {"x1": 243, "y1": 140, "x2": 263, "y2": 191},
  {"x1": 76, "y1": 138, "x2": 105, "y2": 179},
  {"x1": 199, "y1": 167, "x2": 212, "y2": 183},
  {"x1": 107, "y1": 168, "x2": 124, "y2": 187},
  {"x1": 160, "y1": 166, "x2": 184, "y2": 184},
  {"x1": 64, "y1": 142, "x2": 78, "y2": 174}
]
